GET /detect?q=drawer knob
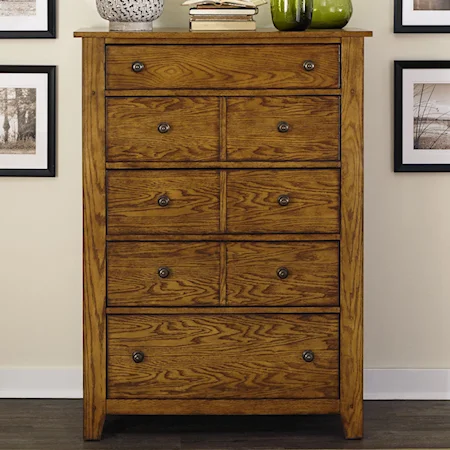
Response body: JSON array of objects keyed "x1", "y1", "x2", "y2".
[
  {"x1": 158, "y1": 266, "x2": 170, "y2": 279},
  {"x1": 302, "y1": 350, "x2": 314, "y2": 363},
  {"x1": 132, "y1": 351, "x2": 145, "y2": 364},
  {"x1": 277, "y1": 267, "x2": 289, "y2": 280},
  {"x1": 278, "y1": 195, "x2": 290, "y2": 207},
  {"x1": 132, "y1": 61, "x2": 145, "y2": 73},
  {"x1": 277, "y1": 121, "x2": 290, "y2": 133},
  {"x1": 303, "y1": 60, "x2": 315, "y2": 72},
  {"x1": 158, "y1": 195, "x2": 170, "y2": 207},
  {"x1": 158, "y1": 122, "x2": 171, "y2": 134}
]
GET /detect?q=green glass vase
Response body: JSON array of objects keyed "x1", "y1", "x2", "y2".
[
  {"x1": 271, "y1": 0, "x2": 313, "y2": 31},
  {"x1": 310, "y1": 0, "x2": 353, "y2": 29}
]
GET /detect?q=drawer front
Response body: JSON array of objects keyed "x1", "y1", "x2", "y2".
[
  {"x1": 107, "y1": 314, "x2": 339, "y2": 399},
  {"x1": 226, "y1": 170, "x2": 340, "y2": 234},
  {"x1": 107, "y1": 242, "x2": 220, "y2": 307},
  {"x1": 107, "y1": 97, "x2": 220, "y2": 162},
  {"x1": 227, "y1": 242, "x2": 339, "y2": 306},
  {"x1": 107, "y1": 170, "x2": 220, "y2": 235},
  {"x1": 106, "y1": 45, "x2": 340, "y2": 90},
  {"x1": 227, "y1": 97, "x2": 340, "y2": 161}
]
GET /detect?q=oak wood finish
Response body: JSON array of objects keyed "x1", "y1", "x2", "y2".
[
  {"x1": 107, "y1": 97, "x2": 220, "y2": 162},
  {"x1": 227, "y1": 169, "x2": 340, "y2": 233},
  {"x1": 106, "y1": 45, "x2": 340, "y2": 90},
  {"x1": 82, "y1": 38, "x2": 107, "y2": 441},
  {"x1": 106, "y1": 399, "x2": 340, "y2": 416},
  {"x1": 77, "y1": 30, "x2": 370, "y2": 441},
  {"x1": 227, "y1": 242, "x2": 339, "y2": 306},
  {"x1": 339, "y1": 37, "x2": 365, "y2": 440},
  {"x1": 106, "y1": 306, "x2": 341, "y2": 314},
  {"x1": 227, "y1": 97, "x2": 340, "y2": 161},
  {"x1": 107, "y1": 242, "x2": 220, "y2": 306},
  {"x1": 107, "y1": 314, "x2": 339, "y2": 399},
  {"x1": 107, "y1": 170, "x2": 220, "y2": 235}
]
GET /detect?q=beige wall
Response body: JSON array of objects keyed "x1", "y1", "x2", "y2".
[{"x1": 0, "y1": 0, "x2": 449, "y2": 372}]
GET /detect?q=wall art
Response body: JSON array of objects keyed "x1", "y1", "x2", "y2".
[
  {"x1": 395, "y1": 61, "x2": 450, "y2": 172},
  {"x1": 0, "y1": 66, "x2": 55, "y2": 177},
  {"x1": 0, "y1": 0, "x2": 56, "y2": 38}
]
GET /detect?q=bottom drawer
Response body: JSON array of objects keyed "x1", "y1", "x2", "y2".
[{"x1": 107, "y1": 314, "x2": 339, "y2": 399}]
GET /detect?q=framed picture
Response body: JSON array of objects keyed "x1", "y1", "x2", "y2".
[
  {"x1": 395, "y1": 61, "x2": 450, "y2": 172},
  {"x1": 0, "y1": 66, "x2": 56, "y2": 177},
  {"x1": 0, "y1": 0, "x2": 56, "y2": 38}
]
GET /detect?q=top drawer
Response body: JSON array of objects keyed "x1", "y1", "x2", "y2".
[{"x1": 106, "y1": 45, "x2": 340, "y2": 90}]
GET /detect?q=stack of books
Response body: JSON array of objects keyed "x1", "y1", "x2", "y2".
[{"x1": 183, "y1": 0, "x2": 266, "y2": 31}]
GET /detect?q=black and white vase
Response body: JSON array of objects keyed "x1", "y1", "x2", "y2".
[{"x1": 96, "y1": 0, "x2": 164, "y2": 31}]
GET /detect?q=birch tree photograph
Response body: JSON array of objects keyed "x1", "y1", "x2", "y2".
[
  {"x1": 0, "y1": 0, "x2": 36, "y2": 16},
  {"x1": 0, "y1": 88, "x2": 36, "y2": 154}
]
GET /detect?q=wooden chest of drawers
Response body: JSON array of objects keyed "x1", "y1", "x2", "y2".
[{"x1": 75, "y1": 28, "x2": 371, "y2": 441}]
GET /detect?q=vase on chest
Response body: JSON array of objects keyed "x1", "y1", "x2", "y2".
[{"x1": 310, "y1": 0, "x2": 353, "y2": 29}]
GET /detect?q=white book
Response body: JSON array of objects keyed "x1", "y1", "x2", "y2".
[
  {"x1": 190, "y1": 8, "x2": 257, "y2": 15},
  {"x1": 183, "y1": 0, "x2": 266, "y2": 8},
  {"x1": 190, "y1": 20, "x2": 256, "y2": 30}
]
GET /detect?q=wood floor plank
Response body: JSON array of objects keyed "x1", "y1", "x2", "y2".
[{"x1": 0, "y1": 400, "x2": 449, "y2": 449}]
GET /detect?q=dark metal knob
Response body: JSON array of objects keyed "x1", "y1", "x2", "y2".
[
  {"x1": 132, "y1": 61, "x2": 145, "y2": 73},
  {"x1": 132, "y1": 351, "x2": 145, "y2": 363},
  {"x1": 158, "y1": 122, "x2": 171, "y2": 134},
  {"x1": 278, "y1": 121, "x2": 290, "y2": 133},
  {"x1": 303, "y1": 60, "x2": 315, "y2": 72},
  {"x1": 278, "y1": 195, "x2": 290, "y2": 207},
  {"x1": 277, "y1": 267, "x2": 289, "y2": 280},
  {"x1": 302, "y1": 350, "x2": 314, "y2": 363},
  {"x1": 158, "y1": 195, "x2": 170, "y2": 207},
  {"x1": 158, "y1": 267, "x2": 170, "y2": 279}
]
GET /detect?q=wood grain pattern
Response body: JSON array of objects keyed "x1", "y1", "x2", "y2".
[
  {"x1": 106, "y1": 234, "x2": 341, "y2": 242},
  {"x1": 107, "y1": 314, "x2": 339, "y2": 399},
  {"x1": 75, "y1": 27, "x2": 373, "y2": 38},
  {"x1": 82, "y1": 38, "x2": 106, "y2": 441},
  {"x1": 227, "y1": 97, "x2": 340, "y2": 161},
  {"x1": 227, "y1": 170, "x2": 340, "y2": 233},
  {"x1": 220, "y1": 243, "x2": 227, "y2": 306},
  {"x1": 107, "y1": 242, "x2": 220, "y2": 306},
  {"x1": 340, "y1": 37, "x2": 364, "y2": 440},
  {"x1": 227, "y1": 242, "x2": 339, "y2": 306},
  {"x1": 105, "y1": 88, "x2": 343, "y2": 97},
  {"x1": 106, "y1": 307, "x2": 341, "y2": 314},
  {"x1": 106, "y1": 399, "x2": 340, "y2": 415},
  {"x1": 106, "y1": 161, "x2": 342, "y2": 169},
  {"x1": 106, "y1": 45, "x2": 340, "y2": 90},
  {"x1": 107, "y1": 170, "x2": 220, "y2": 235},
  {"x1": 107, "y1": 97, "x2": 220, "y2": 162}
]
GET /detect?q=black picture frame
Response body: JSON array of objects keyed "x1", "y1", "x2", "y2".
[
  {"x1": 0, "y1": 65, "x2": 56, "y2": 177},
  {"x1": 0, "y1": 0, "x2": 56, "y2": 38},
  {"x1": 395, "y1": 60, "x2": 450, "y2": 172},
  {"x1": 395, "y1": 0, "x2": 450, "y2": 33}
]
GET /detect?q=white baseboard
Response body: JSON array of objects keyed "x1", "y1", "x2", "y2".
[
  {"x1": 1, "y1": 368, "x2": 449, "y2": 400},
  {"x1": 364, "y1": 369, "x2": 450, "y2": 400},
  {"x1": 0, "y1": 368, "x2": 82, "y2": 399}
]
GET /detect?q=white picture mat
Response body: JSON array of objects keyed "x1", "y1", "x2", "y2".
[
  {"x1": 0, "y1": 0, "x2": 47, "y2": 31},
  {"x1": 403, "y1": 0, "x2": 450, "y2": 25},
  {"x1": 403, "y1": 68, "x2": 450, "y2": 164},
  {"x1": 0, "y1": 73, "x2": 49, "y2": 170}
]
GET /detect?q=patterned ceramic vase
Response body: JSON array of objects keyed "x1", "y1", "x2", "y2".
[
  {"x1": 310, "y1": 0, "x2": 353, "y2": 29},
  {"x1": 96, "y1": 0, "x2": 164, "y2": 31},
  {"x1": 271, "y1": 0, "x2": 313, "y2": 31}
]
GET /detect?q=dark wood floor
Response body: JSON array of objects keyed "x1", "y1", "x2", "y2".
[{"x1": 0, "y1": 400, "x2": 449, "y2": 449}]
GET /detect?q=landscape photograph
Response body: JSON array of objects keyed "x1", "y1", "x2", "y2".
[
  {"x1": 0, "y1": 0, "x2": 36, "y2": 16},
  {"x1": 414, "y1": 0, "x2": 450, "y2": 10},
  {"x1": 0, "y1": 88, "x2": 36, "y2": 155},
  {"x1": 414, "y1": 83, "x2": 450, "y2": 150}
]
